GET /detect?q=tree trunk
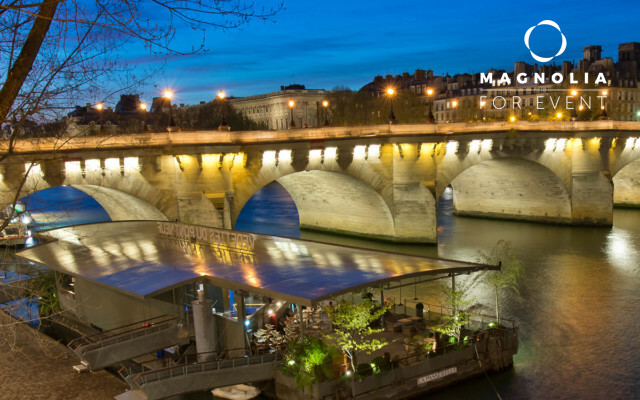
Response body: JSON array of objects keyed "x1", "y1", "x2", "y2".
[
  {"x1": 0, "y1": 0, "x2": 60, "y2": 123},
  {"x1": 495, "y1": 287, "x2": 500, "y2": 322}
]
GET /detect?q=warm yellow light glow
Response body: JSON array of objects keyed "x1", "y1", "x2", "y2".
[
  {"x1": 480, "y1": 101, "x2": 486, "y2": 108},
  {"x1": 322, "y1": 100, "x2": 329, "y2": 107},
  {"x1": 445, "y1": 141, "x2": 458, "y2": 155},
  {"x1": 85, "y1": 159, "x2": 100, "y2": 171},
  {"x1": 481, "y1": 139, "x2": 493, "y2": 151},
  {"x1": 65, "y1": 161, "x2": 81, "y2": 172},
  {"x1": 309, "y1": 149, "x2": 322, "y2": 160},
  {"x1": 24, "y1": 162, "x2": 42, "y2": 175},
  {"x1": 124, "y1": 157, "x2": 139, "y2": 170},
  {"x1": 139, "y1": 103, "x2": 147, "y2": 111},
  {"x1": 601, "y1": 90, "x2": 608, "y2": 97},
  {"x1": 545, "y1": 138, "x2": 557, "y2": 150},
  {"x1": 324, "y1": 147, "x2": 337, "y2": 160},
  {"x1": 217, "y1": 90, "x2": 226, "y2": 100},
  {"x1": 509, "y1": 116, "x2": 516, "y2": 122},
  {"x1": 426, "y1": 88, "x2": 434, "y2": 96},
  {"x1": 556, "y1": 112, "x2": 563, "y2": 119},
  {"x1": 288, "y1": 100, "x2": 295, "y2": 108},
  {"x1": 163, "y1": 90, "x2": 173, "y2": 99},
  {"x1": 626, "y1": 137, "x2": 636, "y2": 148},
  {"x1": 278, "y1": 150, "x2": 292, "y2": 164},
  {"x1": 105, "y1": 158, "x2": 120, "y2": 170},
  {"x1": 578, "y1": 105, "x2": 584, "y2": 111},
  {"x1": 262, "y1": 150, "x2": 276, "y2": 165},
  {"x1": 469, "y1": 140, "x2": 481, "y2": 152},
  {"x1": 353, "y1": 145, "x2": 367, "y2": 159},
  {"x1": 368, "y1": 144, "x2": 380, "y2": 158},
  {"x1": 95, "y1": 103, "x2": 104, "y2": 111},
  {"x1": 452, "y1": 100, "x2": 458, "y2": 108},
  {"x1": 570, "y1": 89, "x2": 578, "y2": 96},
  {"x1": 386, "y1": 88, "x2": 395, "y2": 96},
  {"x1": 556, "y1": 138, "x2": 567, "y2": 151}
]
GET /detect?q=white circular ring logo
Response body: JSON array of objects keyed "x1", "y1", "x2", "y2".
[{"x1": 524, "y1": 20, "x2": 567, "y2": 63}]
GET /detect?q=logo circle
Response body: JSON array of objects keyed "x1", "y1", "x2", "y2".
[{"x1": 524, "y1": 20, "x2": 567, "y2": 63}]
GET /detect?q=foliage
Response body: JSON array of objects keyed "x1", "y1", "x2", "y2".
[
  {"x1": 281, "y1": 337, "x2": 339, "y2": 389},
  {"x1": 323, "y1": 298, "x2": 387, "y2": 372},
  {"x1": 476, "y1": 240, "x2": 524, "y2": 321},
  {"x1": 30, "y1": 272, "x2": 59, "y2": 317},
  {"x1": 437, "y1": 278, "x2": 480, "y2": 342}
]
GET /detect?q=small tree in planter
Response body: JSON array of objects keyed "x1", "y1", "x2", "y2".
[
  {"x1": 324, "y1": 299, "x2": 387, "y2": 373},
  {"x1": 476, "y1": 240, "x2": 523, "y2": 322},
  {"x1": 281, "y1": 337, "x2": 339, "y2": 390},
  {"x1": 438, "y1": 280, "x2": 480, "y2": 343}
]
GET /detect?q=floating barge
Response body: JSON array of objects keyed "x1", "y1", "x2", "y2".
[{"x1": 16, "y1": 221, "x2": 518, "y2": 399}]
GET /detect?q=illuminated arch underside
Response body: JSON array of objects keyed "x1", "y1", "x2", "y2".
[{"x1": 73, "y1": 184, "x2": 168, "y2": 221}]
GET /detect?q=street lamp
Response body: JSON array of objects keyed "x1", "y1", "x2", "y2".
[
  {"x1": 426, "y1": 88, "x2": 435, "y2": 123},
  {"x1": 451, "y1": 99, "x2": 458, "y2": 122},
  {"x1": 163, "y1": 90, "x2": 176, "y2": 132},
  {"x1": 139, "y1": 102, "x2": 148, "y2": 132},
  {"x1": 288, "y1": 100, "x2": 296, "y2": 128},
  {"x1": 479, "y1": 100, "x2": 486, "y2": 121},
  {"x1": 386, "y1": 88, "x2": 396, "y2": 124},
  {"x1": 322, "y1": 100, "x2": 330, "y2": 126},
  {"x1": 218, "y1": 90, "x2": 228, "y2": 130},
  {"x1": 95, "y1": 102, "x2": 105, "y2": 134},
  {"x1": 600, "y1": 89, "x2": 609, "y2": 120}
]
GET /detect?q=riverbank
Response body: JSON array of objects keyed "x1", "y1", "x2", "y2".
[{"x1": 0, "y1": 311, "x2": 127, "y2": 400}]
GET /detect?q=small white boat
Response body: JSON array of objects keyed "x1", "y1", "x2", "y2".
[
  {"x1": 212, "y1": 384, "x2": 261, "y2": 400},
  {"x1": 0, "y1": 222, "x2": 31, "y2": 246}
]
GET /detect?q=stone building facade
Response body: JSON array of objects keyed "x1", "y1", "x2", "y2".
[{"x1": 228, "y1": 84, "x2": 328, "y2": 129}]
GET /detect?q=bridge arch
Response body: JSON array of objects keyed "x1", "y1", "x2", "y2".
[
  {"x1": 448, "y1": 158, "x2": 573, "y2": 223},
  {"x1": 613, "y1": 158, "x2": 640, "y2": 207},
  {"x1": 234, "y1": 170, "x2": 397, "y2": 241}
]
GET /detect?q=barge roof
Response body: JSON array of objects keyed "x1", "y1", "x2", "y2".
[{"x1": 17, "y1": 221, "x2": 498, "y2": 306}]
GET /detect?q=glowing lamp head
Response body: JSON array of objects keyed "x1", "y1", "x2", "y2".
[
  {"x1": 139, "y1": 103, "x2": 147, "y2": 111},
  {"x1": 163, "y1": 90, "x2": 173, "y2": 99},
  {"x1": 95, "y1": 103, "x2": 104, "y2": 111},
  {"x1": 509, "y1": 116, "x2": 516, "y2": 122},
  {"x1": 556, "y1": 112, "x2": 563, "y2": 119},
  {"x1": 480, "y1": 101, "x2": 486, "y2": 108},
  {"x1": 288, "y1": 100, "x2": 295, "y2": 108},
  {"x1": 601, "y1": 90, "x2": 608, "y2": 97},
  {"x1": 578, "y1": 105, "x2": 584, "y2": 111},
  {"x1": 452, "y1": 100, "x2": 458, "y2": 108},
  {"x1": 217, "y1": 90, "x2": 226, "y2": 100},
  {"x1": 426, "y1": 88, "x2": 434, "y2": 96},
  {"x1": 322, "y1": 100, "x2": 329, "y2": 108},
  {"x1": 570, "y1": 89, "x2": 578, "y2": 96},
  {"x1": 386, "y1": 88, "x2": 395, "y2": 96}
]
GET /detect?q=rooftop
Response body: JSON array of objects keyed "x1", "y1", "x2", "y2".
[{"x1": 17, "y1": 221, "x2": 497, "y2": 306}]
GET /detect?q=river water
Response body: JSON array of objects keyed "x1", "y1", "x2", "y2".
[{"x1": 236, "y1": 182, "x2": 640, "y2": 400}]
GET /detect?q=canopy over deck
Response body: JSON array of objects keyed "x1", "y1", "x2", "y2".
[{"x1": 17, "y1": 221, "x2": 498, "y2": 306}]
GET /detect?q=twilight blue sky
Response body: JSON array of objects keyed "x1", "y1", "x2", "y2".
[{"x1": 128, "y1": 0, "x2": 640, "y2": 105}]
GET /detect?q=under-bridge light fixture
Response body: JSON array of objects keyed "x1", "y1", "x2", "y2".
[
  {"x1": 262, "y1": 150, "x2": 277, "y2": 166},
  {"x1": 353, "y1": 145, "x2": 367, "y2": 160},
  {"x1": 85, "y1": 159, "x2": 100, "y2": 172},
  {"x1": 278, "y1": 150, "x2": 292, "y2": 165},
  {"x1": 556, "y1": 138, "x2": 567, "y2": 152},
  {"x1": 545, "y1": 138, "x2": 557, "y2": 151},
  {"x1": 445, "y1": 141, "x2": 458, "y2": 155},
  {"x1": 105, "y1": 158, "x2": 120, "y2": 171},
  {"x1": 24, "y1": 162, "x2": 42, "y2": 176},
  {"x1": 309, "y1": 149, "x2": 323, "y2": 163},
  {"x1": 124, "y1": 157, "x2": 139, "y2": 171},
  {"x1": 173, "y1": 156, "x2": 184, "y2": 171},
  {"x1": 481, "y1": 139, "x2": 493, "y2": 151},
  {"x1": 469, "y1": 140, "x2": 481, "y2": 153},
  {"x1": 324, "y1": 147, "x2": 337, "y2": 160},
  {"x1": 626, "y1": 137, "x2": 636, "y2": 149},
  {"x1": 65, "y1": 160, "x2": 81, "y2": 173},
  {"x1": 368, "y1": 144, "x2": 381, "y2": 159}
]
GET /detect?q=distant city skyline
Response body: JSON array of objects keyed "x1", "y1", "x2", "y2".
[{"x1": 120, "y1": 0, "x2": 640, "y2": 105}]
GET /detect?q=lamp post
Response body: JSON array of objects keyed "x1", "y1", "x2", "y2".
[
  {"x1": 570, "y1": 89, "x2": 578, "y2": 121},
  {"x1": 163, "y1": 90, "x2": 176, "y2": 132},
  {"x1": 322, "y1": 100, "x2": 329, "y2": 126},
  {"x1": 288, "y1": 100, "x2": 296, "y2": 128},
  {"x1": 139, "y1": 102, "x2": 148, "y2": 132},
  {"x1": 479, "y1": 99, "x2": 486, "y2": 122},
  {"x1": 95, "y1": 102, "x2": 104, "y2": 135},
  {"x1": 386, "y1": 88, "x2": 396, "y2": 124},
  {"x1": 217, "y1": 90, "x2": 228, "y2": 130},
  {"x1": 600, "y1": 89, "x2": 609, "y2": 120},
  {"x1": 451, "y1": 99, "x2": 458, "y2": 122},
  {"x1": 426, "y1": 88, "x2": 435, "y2": 123}
]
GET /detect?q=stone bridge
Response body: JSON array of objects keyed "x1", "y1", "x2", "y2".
[{"x1": 2, "y1": 120, "x2": 640, "y2": 243}]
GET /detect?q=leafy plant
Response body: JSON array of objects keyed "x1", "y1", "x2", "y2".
[
  {"x1": 281, "y1": 337, "x2": 338, "y2": 389},
  {"x1": 323, "y1": 298, "x2": 387, "y2": 372},
  {"x1": 476, "y1": 240, "x2": 523, "y2": 322}
]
